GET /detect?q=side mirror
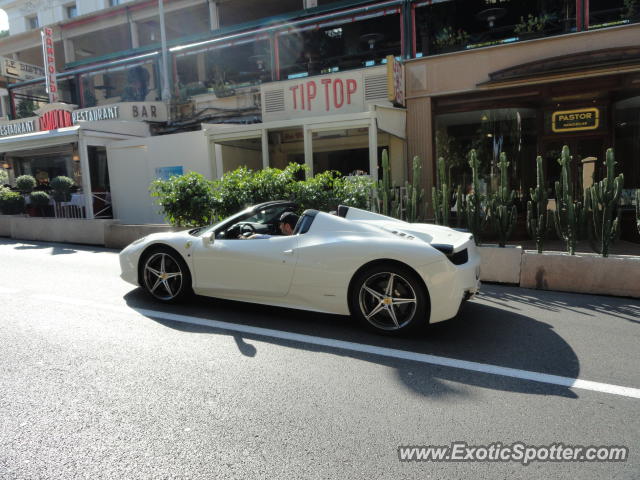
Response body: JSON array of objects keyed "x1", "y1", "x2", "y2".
[{"x1": 203, "y1": 232, "x2": 215, "y2": 246}]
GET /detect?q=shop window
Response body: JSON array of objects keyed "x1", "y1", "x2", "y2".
[
  {"x1": 175, "y1": 39, "x2": 271, "y2": 99},
  {"x1": 11, "y1": 83, "x2": 48, "y2": 119},
  {"x1": 81, "y1": 61, "x2": 158, "y2": 107},
  {"x1": 614, "y1": 96, "x2": 640, "y2": 190},
  {"x1": 277, "y1": 9, "x2": 401, "y2": 79},
  {"x1": 589, "y1": 0, "x2": 639, "y2": 29},
  {"x1": 435, "y1": 108, "x2": 538, "y2": 200},
  {"x1": 414, "y1": 0, "x2": 575, "y2": 57},
  {"x1": 310, "y1": 127, "x2": 379, "y2": 176}
]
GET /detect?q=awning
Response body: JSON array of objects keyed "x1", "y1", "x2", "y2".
[{"x1": 0, "y1": 126, "x2": 80, "y2": 154}]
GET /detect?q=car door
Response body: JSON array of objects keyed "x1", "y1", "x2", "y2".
[{"x1": 191, "y1": 235, "x2": 299, "y2": 298}]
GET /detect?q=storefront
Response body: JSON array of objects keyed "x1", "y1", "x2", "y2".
[
  {"x1": 404, "y1": 23, "x2": 640, "y2": 226},
  {"x1": 0, "y1": 101, "x2": 167, "y2": 219},
  {"x1": 203, "y1": 63, "x2": 407, "y2": 181}
]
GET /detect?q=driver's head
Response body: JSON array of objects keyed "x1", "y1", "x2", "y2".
[{"x1": 279, "y1": 212, "x2": 299, "y2": 235}]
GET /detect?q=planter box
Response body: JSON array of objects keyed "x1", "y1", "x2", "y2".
[
  {"x1": 520, "y1": 251, "x2": 640, "y2": 298},
  {"x1": 0, "y1": 214, "x2": 23, "y2": 237},
  {"x1": 9, "y1": 217, "x2": 115, "y2": 246},
  {"x1": 104, "y1": 223, "x2": 189, "y2": 249},
  {"x1": 478, "y1": 245, "x2": 523, "y2": 284}
]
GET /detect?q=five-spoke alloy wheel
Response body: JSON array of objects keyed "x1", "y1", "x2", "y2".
[
  {"x1": 350, "y1": 263, "x2": 429, "y2": 334},
  {"x1": 141, "y1": 248, "x2": 192, "y2": 302}
]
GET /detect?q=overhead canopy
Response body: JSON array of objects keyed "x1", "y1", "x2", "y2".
[{"x1": 0, "y1": 126, "x2": 79, "y2": 154}]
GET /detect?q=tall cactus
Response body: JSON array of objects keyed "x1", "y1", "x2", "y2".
[
  {"x1": 526, "y1": 156, "x2": 548, "y2": 253},
  {"x1": 489, "y1": 152, "x2": 517, "y2": 247},
  {"x1": 465, "y1": 149, "x2": 485, "y2": 245},
  {"x1": 553, "y1": 145, "x2": 585, "y2": 255},
  {"x1": 371, "y1": 149, "x2": 397, "y2": 217},
  {"x1": 455, "y1": 184, "x2": 467, "y2": 228},
  {"x1": 586, "y1": 148, "x2": 624, "y2": 257},
  {"x1": 432, "y1": 157, "x2": 451, "y2": 226},
  {"x1": 403, "y1": 156, "x2": 425, "y2": 223}
]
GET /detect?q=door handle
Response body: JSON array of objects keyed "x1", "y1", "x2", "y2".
[{"x1": 283, "y1": 249, "x2": 294, "y2": 255}]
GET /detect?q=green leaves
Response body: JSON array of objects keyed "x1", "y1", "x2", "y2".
[{"x1": 150, "y1": 165, "x2": 376, "y2": 227}]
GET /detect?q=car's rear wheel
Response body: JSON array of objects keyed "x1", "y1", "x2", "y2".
[
  {"x1": 350, "y1": 263, "x2": 429, "y2": 335},
  {"x1": 141, "y1": 247, "x2": 192, "y2": 303}
]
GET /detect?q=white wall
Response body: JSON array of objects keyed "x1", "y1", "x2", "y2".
[{"x1": 107, "y1": 130, "x2": 212, "y2": 224}]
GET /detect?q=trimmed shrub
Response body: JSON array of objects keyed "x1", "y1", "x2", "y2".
[
  {"x1": 0, "y1": 169, "x2": 8, "y2": 186},
  {"x1": 29, "y1": 190, "x2": 51, "y2": 207},
  {"x1": 0, "y1": 189, "x2": 26, "y2": 214},
  {"x1": 16, "y1": 175, "x2": 36, "y2": 194},
  {"x1": 150, "y1": 171, "x2": 217, "y2": 227},
  {"x1": 50, "y1": 176, "x2": 75, "y2": 202}
]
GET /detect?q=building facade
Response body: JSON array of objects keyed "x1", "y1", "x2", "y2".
[{"x1": 0, "y1": 0, "x2": 638, "y2": 228}]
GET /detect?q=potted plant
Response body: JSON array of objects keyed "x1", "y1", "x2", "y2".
[
  {"x1": 29, "y1": 191, "x2": 51, "y2": 217},
  {"x1": 434, "y1": 26, "x2": 470, "y2": 53},
  {"x1": 50, "y1": 176, "x2": 75, "y2": 203},
  {"x1": 0, "y1": 188, "x2": 25, "y2": 216},
  {"x1": 514, "y1": 13, "x2": 550, "y2": 40}
]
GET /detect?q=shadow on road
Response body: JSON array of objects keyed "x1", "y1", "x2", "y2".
[
  {"x1": 123, "y1": 285, "x2": 582, "y2": 400},
  {"x1": 0, "y1": 238, "x2": 116, "y2": 255}
]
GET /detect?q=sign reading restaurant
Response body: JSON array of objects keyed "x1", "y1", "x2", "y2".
[
  {"x1": 0, "y1": 102, "x2": 168, "y2": 138},
  {"x1": 552, "y1": 107, "x2": 600, "y2": 133}
]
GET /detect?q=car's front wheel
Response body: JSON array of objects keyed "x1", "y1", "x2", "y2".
[
  {"x1": 350, "y1": 263, "x2": 429, "y2": 335},
  {"x1": 141, "y1": 247, "x2": 192, "y2": 303}
]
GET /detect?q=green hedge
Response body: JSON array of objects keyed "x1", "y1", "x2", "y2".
[
  {"x1": 0, "y1": 188, "x2": 26, "y2": 215},
  {"x1": 150, "y1": 164, "x2": 375, "y2": 227}
]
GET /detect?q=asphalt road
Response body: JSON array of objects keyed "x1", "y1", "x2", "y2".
[{"x1": 0, "y1": 237, "x2": 639, "y2": 479}]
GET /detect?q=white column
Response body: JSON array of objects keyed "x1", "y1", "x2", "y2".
[
  {"x1": 214, "y1": 143, "x2": 224, "y2": 178},
  {"x1": 261, "y1": 130, "x2": 269, "y2": 169},
  {"x1": 368, "y1": 120, "x2": 378, "y2": 180},
  {"x1": 209, "y1": 0, "x2": 220, "y2": 30},
  {"x1": 78, "y1": 138, "x2": 94, "y2": 219},
  {"x1": 63, "y1": 38, "x2": 75, "y2": 64},
  {"x1": 130, "y1": 21, "x2": 140, "y2": 49},
  {"x1": 303, "y1": 127, "x2": 313, "y2": 179}
]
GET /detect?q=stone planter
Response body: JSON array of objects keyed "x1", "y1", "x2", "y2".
[
  {"x1": 8, "y1": 217, "x2": 115, "y2": 246},
  {"x1": 477, "y1": 245, "x2": 523, "y2": 284},
  {"x1": 520, "y1": 251, "x2": 640, "y2": 298}
]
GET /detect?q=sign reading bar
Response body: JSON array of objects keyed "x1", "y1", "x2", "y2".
[
  {"x1": 40, "y1": 27, "x2": 58, "y2": 103},
  {"x1": 552, "y1": 108, "x2": 599, "y2": 133}
]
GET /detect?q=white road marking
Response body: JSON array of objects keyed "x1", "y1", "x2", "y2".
[{"x1": 25, "y1": 292, "x2": 640, "y2": 400}]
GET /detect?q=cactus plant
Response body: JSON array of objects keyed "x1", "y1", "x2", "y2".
[
  {"x1": 455, "y1": 184, "x2": 467, "y2": 228},
  {"x1": 552, "y1": 145, "x2": 585, "y2": 255},
  {"x1": 432, "y1": 157, "x2": 451, "y2": 226},
  {"x1": 488, "y1": 152, "x2": 517, "y2": 247},
  {"x1": 465, "y1": 149, "x2": 486, "y2": 245},
  {"x1": 526, "y1": 156, "x2": 548, "y2": 253},
  {"x1": 402, "y1": 156, "x2": 425, "y2": 223},
  {"x1": 371, "y1": 149, "x2": 396, "y2": 217},
  {"x1": 586, "y1": 148, "x2": 624, "y2": 257}
]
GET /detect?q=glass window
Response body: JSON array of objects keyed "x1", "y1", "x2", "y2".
[
  {"x1": 81, "y1": 61, "x2": 158, "y2": 106},
  {"x1": 66, "y1": 4, "x2": 78, "y2": 19},
  {"x1": 277, "y1": 9, "x2": 401, "y2": 79},
  {"x1": 109, "y1": 0, "x2": 120, "y2": 6},
  {"x1": 175, "y1": 39, "x2": 271, "y2": 99},
  {"x1": 11, "y1": 83, "x2": 48, "y2": 119},
  {"x1": 614, "y1": 95, "x2": 640, "y2": 189},
  {"x1": 414, "y1": 0, "x2": 575, "y2": 57},
  {"x1": 27, "y1": 15, "x2": 39, "y2": 30},
  {"x1": 589, "y1": 0, "x2": 639, "y2": 29},
  {"x1": 435, "y1": 108, "x2": 538, "y2": 198}
]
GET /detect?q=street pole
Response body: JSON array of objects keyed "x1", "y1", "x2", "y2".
[{"x1": 159, "y1": 0, "x2": 171, "y2": 102}]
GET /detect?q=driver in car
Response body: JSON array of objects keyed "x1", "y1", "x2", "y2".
[{"x1": 240, "y1": 212, "x2": 299, "y2": 239}]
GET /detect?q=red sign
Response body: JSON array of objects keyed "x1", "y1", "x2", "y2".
[
  {"x1": 41, "y1": 27, "x2": 58, "y2": 103},
  {"x1": 288, "y1": 78, "x2": 358, "y2": 112},
  {"x1": 39, "y1": 110, "x2": 73, "y2": 131}
]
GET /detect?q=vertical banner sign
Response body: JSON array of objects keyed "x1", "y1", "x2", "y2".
[
  {"x1": 386, "y1": 55, "x2": 404, "y2": 107},
  {"x1": 40, "y1": 27, "x2": 58, "y2": 103}
]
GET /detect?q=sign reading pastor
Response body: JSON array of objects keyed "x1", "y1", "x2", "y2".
[{"x1": 552, "y1": 108, "x2": 599, "y2": 133}]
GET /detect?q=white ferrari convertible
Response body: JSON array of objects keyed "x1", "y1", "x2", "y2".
[{"x1": 120, "y1": 201, "x2": 480, "y2": 334}]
